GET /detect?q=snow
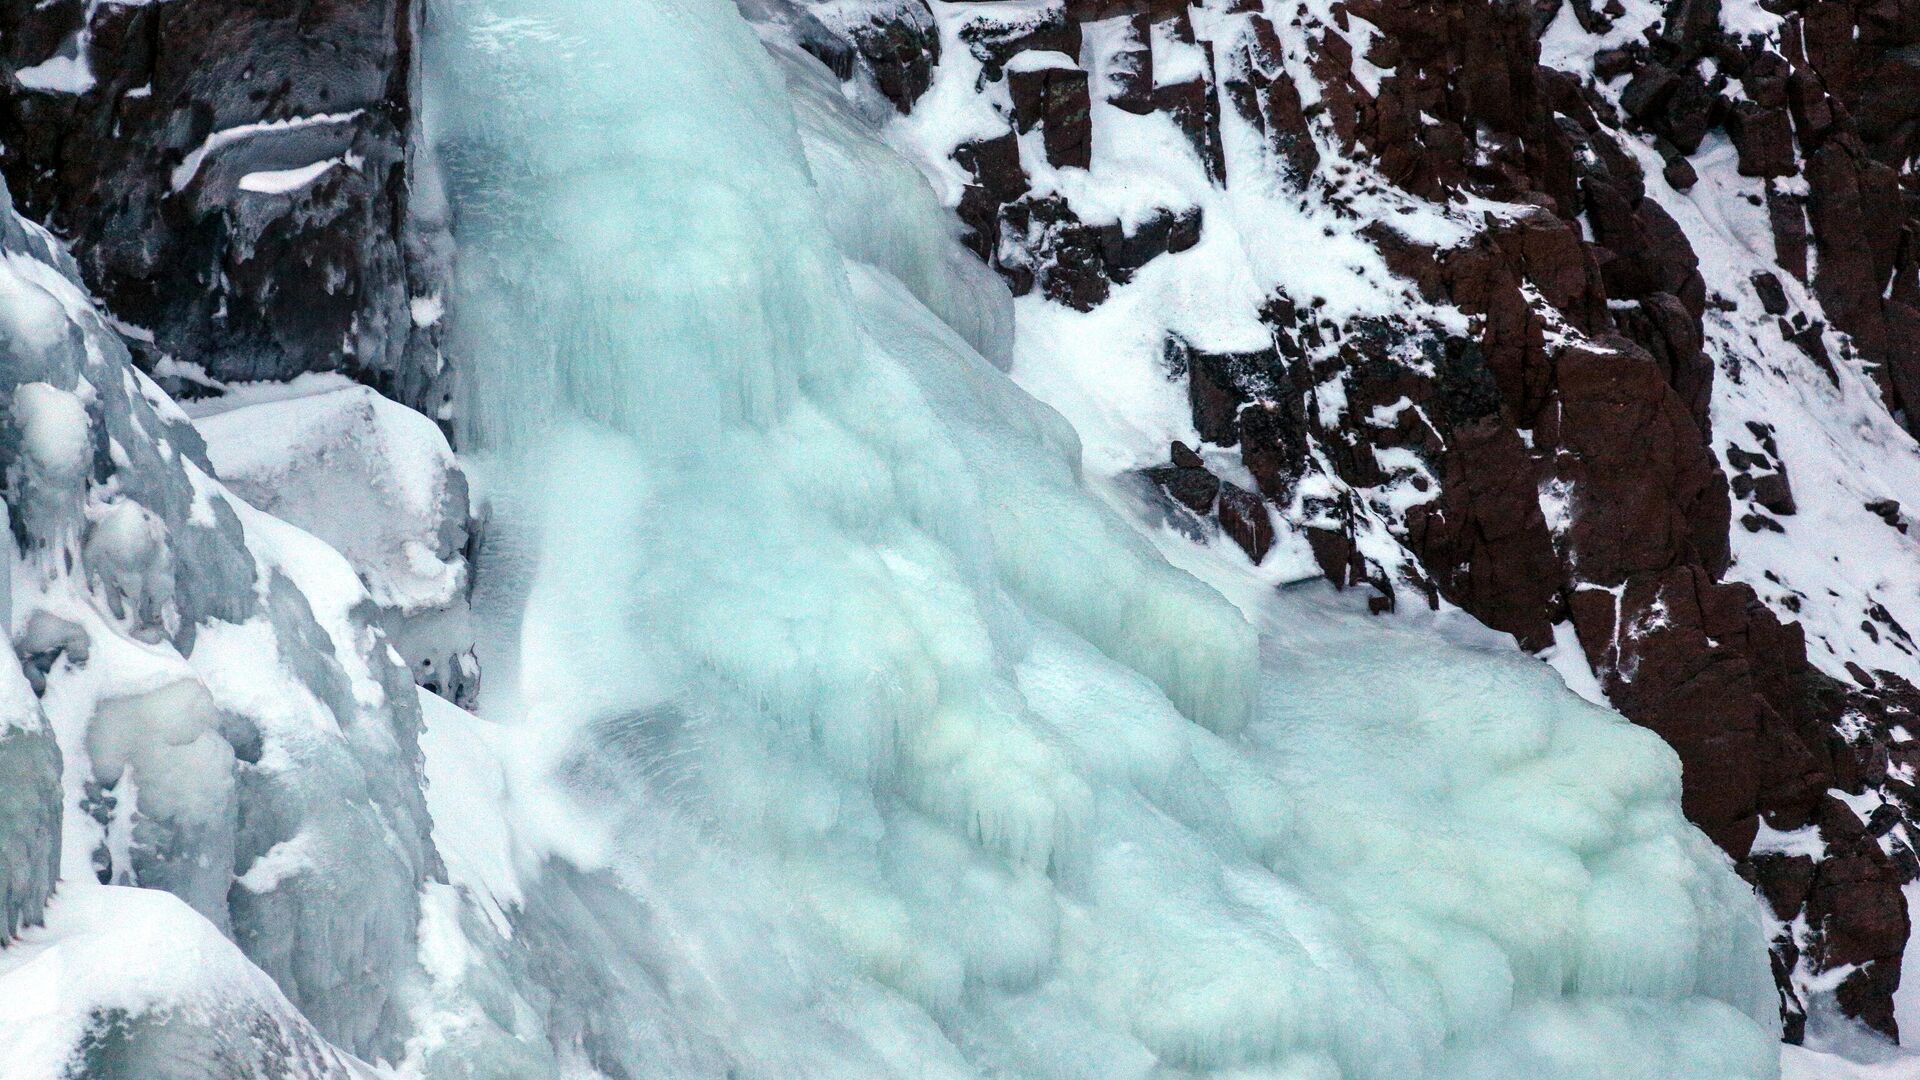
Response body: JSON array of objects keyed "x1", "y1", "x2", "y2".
[
  {"x1": 418, "y1": 688, "x2": 522, "y2": 934},
  {"x1": 1541, "y1": 621, "x2": 1610, "y2": 707},
  {"x1": 14, "y1": 53, "x2": 95, "y2": 95},
  {"x1": 194, "y1": 377, "x2": 464, "y2": 615},
  {"x1": 0, "y1": 884, "x2": 375, "y2": 1080},
  {"x1": 1582, "y1": 13, "x2": 1920, "y2": 704},
  {"x1": 169, "y1": 111, "x2": 364, "y2": 192},
  {"x1": 1538, "y1": 1, "x2": 1665, "y2": 74},
  {"x1": 1753, "y1": 821, "x2": 1828, "y2": 862},
  {"x1": 237, "y1": 157, "x2": 345, "y2": 195},
  {"x1": 1005, "y1": 49, "x2": 1076, "y2": 74},
  {"x1": 1720, "y1": 0, "x2": 1786, "y2": 38},
  {"x1": 1535, "y1": 15, "x2": 1920, "y2": 1073},
  {"x1": 409, "y1": 292, "x2": 445, "y2": 328},
  {"x1": 234, "y1": 832, "x2": 320, "y2": 893},
  {"x1": 0, "y1": 258, "x2": 80, "y2": 358},
  {"x1": 1151, "y1": 18, "x2": 1206, "y2": 84},
  {"x1": 11, "y1": 382, "x2": 90, "y2": 482}
]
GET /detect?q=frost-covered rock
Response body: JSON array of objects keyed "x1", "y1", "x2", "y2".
[
  {"x1": 0, "y1": 0, "x2": 449, "y2": 417},
  {"x1": 0, "y1": 171, "x2": 442, "y2": 1069}
]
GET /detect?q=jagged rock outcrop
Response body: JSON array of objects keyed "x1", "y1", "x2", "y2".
[{"x1": 0, "y1": 0, "x2": 448, "y2": 416}]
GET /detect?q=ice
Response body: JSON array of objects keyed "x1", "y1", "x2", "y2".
[
  {"x1": 0, "y1": 634, "x2": 59, "y2": 940},
  {"x1": 10, "y1": 383, "x2": 89, "y2": 475},
  {"x1": 420, "y1": 0, "x2": 1784, "y2": 1073},
  {"x1": 9, "y1": 381, "x2": 91, "y2": 551}
]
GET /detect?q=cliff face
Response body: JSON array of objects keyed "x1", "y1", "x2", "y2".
[
  {"x1": 806, "y1": 0, "x2": 1920, "y2": 1042},
  {"x1": 0, "y1": 0, "x2": 448, "y2": 415}
]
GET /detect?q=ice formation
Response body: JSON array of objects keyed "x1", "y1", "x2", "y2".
[
  {"x1": 191, "y1": 375, "x2": 477, "y2": 705},
  {"x1": 406, "y1": 0, "x2": 1787, "y2": 1074},
  {"x1": 0, "y1": 177, "x2": 436, "y2": 1075},
  {"x1": 0, "y1": 0, "x2": 1822, "y2": 1072}
]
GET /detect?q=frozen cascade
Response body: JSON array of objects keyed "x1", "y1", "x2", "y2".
[{"x1": 410, "y1": 0, "x2": 1796, "y2": 1076}]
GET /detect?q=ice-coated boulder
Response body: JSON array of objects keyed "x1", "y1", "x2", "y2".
[
  {"x1": 0, "y1": 886, "x2": 377, "y2": 1080},
  {"x1": 0, "y1": 628, "x2": 59, "y2": 943}
]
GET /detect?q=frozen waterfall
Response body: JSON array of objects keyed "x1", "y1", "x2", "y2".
[{"x1": 416, "y1": 0, "x2": 1786, "y2": 1075}]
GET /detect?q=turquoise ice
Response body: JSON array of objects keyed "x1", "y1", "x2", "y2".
[{"x1": 418, "y1": 0, "x2": 1786, "y2": 1075}]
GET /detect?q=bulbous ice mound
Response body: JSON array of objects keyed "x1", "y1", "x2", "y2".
[{"x1": 428, "y1": 0, "x2": 1783, "y2": 1075}]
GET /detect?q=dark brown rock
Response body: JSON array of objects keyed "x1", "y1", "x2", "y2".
[
  {"x1": 1009, "y1": 61, "x2": 1093, "y2": 170},
  {"x1": 1217, "y1": 482, "x2": 1274, "y2": 563},
  {"x1": 840, "y1": 0, "x2": 941, "y2": 112},
  {"x1": 1146, "y1": 460, "x2": 1219, "y2": 515},
  {"x1": 956, "y1": 2, "x2": 1079, "y2": 78},
  {"x1": 1101, "y1": 14, "x2": 1155, "y2": 115},
  {"x1": 1221, "y1": 18, "x2": 1318, "y2": 187},
  {"x1": 1153, "y1": 74, "x2": 1225, "y2": 184},
  {"x1": 1732, "y1": 103, "x2": 1797, "y2": 177}
]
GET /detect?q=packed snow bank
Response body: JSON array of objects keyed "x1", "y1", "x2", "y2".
[
  {"x1": 1781, "y1": 1044, "x2": 1920, "y2": 1080},
  {"x1": 424, "y1": 0, "x2": 1784, "y2": 1073},
  {"x1": 0, "y1": 884, "x2": 378, "y2": 1080}
]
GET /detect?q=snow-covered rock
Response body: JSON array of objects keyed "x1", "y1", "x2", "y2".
[
  {"x1": 832, "y1": 0, "x2": 1920, "y2": 1046},
  {"x1": 0, "y1": 171, "x2": 442, "y2": 1068},
  {"x1": 191, "y1": 375, "x2": 477, "y2": 705},
  {"x1": 0, "y1": 886, "x2": 378, "y2": 1080},
  {"x1": 0, "y1": 0, "x2": 449, "y2": 416}
]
